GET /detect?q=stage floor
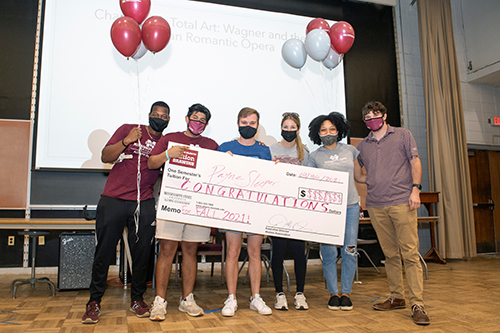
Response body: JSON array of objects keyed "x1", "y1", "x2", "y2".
[{"x1": 1, "y1": 256, "x2": 499, "y2": 332}]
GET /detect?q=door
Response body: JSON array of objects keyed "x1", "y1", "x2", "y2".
[{"x1": 468, "y1": 150, "x2": 499, "y2": 253}]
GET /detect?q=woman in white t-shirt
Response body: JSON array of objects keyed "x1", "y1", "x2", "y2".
[
  {"x1": 307, "y1": 111, "x2": 361, "y2": 312},
  {"x1": 269, "y1": 112, "x2": 310, "y2": 311}
]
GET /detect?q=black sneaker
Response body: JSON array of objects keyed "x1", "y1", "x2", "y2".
[
  {"x1": 328, "y1": 295, "x2": 340, "y2": 310},
  {"x1": 340, "y1": 295, "x2": 353, "y2": 311}
]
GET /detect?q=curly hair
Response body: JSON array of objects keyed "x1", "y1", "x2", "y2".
[
  {"x1": 308, "y1": 112, "x2": 350, "y2": 146},
  {"x1": 361, "y1": 101, "x2": 387, "y2": 119}
]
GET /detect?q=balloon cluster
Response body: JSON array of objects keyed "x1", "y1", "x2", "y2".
[
  {"x1": 110, "y1": 0, "x2": 171, "y2": 60},
  {"x1": 282, "y1": 18, "x2": 355, "y2": 70}
]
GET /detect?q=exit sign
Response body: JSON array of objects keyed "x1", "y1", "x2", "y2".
[{"x1": 489, "y1": 117, "x2": 500, "y2": 126}]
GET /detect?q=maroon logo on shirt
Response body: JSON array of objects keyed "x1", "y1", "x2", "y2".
[{"x1": 170, "y1": 149, "x2": 198, "y2": 169}]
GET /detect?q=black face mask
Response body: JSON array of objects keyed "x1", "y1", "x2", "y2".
[
  {"x1": 149, "y1": 117, "x2": 169, "y2": 132},
  {"x1": 239, "y1": 125, "x2": 257, "y2": 139},
  {"x1": 281, "y1": 130, "x2": 297, "y2": 142}
]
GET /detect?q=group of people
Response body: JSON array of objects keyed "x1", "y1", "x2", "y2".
[{"x1": 81, "y1": 101, "x2": 430, "y2": 326}]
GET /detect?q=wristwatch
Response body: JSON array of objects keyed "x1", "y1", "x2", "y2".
[{"x1": 412, "y1": 184, "x2": 422, "y2": 190}]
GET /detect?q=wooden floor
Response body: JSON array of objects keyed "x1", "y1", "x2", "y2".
[{"x1": 1, "y1": 255, "x2": 500, "y2": 332}]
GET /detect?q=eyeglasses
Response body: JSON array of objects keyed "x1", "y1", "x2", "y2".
[{"x1": 282, "y1": 112, "x2": 300, "y2": 119}]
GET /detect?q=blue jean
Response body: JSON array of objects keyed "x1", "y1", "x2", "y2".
[{"x1": 321, "y1": 203, "x2": 360, "y2": 295}]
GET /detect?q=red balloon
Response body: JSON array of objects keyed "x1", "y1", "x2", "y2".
[
  {"x1": 120, "y1": 0, "x2": 151, "y2": 25},
  {"x1": 142, "y1": 16, "x2": 171, "y2": 53},
  {"x1": 306, "y1": 18, "x2": 330, "y2": 35},
  {"x1": 111, "y1": 17, "x2": 141, "y2": 57},
  {"x1": 329, "y1": 21, "x2": 355, "y2": 54}
]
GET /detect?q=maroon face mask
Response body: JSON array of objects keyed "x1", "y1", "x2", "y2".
[
  {"x1": 364, "y1": 116, "x2": 384, "y2": 131},
  {"x1": 188, "y1": 120, "x2": 206, "y2": 135}
]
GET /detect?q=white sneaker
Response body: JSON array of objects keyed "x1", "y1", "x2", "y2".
[
  {"x1": 221, "y1": 294, "x2": 238, "y2": 317},
  {"x1": 178, "y1": 293, "x2": 204, "y2": 317},
  {"x1": 250, "y1": 294, "x2": 272, "y2": 315},
  {"x1": 294, "y1": 292, "x2": 309, "y2": 310},
  {"x1": 149, "y1": 296, "x2": 167, "y2": 321},
  {"x1": 274, "y1": 292, "x2": 288, "y2": 310}
]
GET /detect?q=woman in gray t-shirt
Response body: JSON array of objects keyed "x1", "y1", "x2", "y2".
[
  {"x1": 269, "y1": 112, "x2": 310, "y2": 311},
  {"x1": 307, "y1": 112, "x2": 360, "y2": 312}
]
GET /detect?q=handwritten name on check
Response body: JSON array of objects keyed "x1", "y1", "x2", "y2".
[{"x1": 156, "y1": 143, "x2": 349, "y2": 245}]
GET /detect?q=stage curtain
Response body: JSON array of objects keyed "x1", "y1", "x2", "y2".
[{"x1": 417, "y1": 0, "x2": 476, "y2": 258}]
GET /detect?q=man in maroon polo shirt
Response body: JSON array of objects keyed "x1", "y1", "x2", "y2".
[{"x1": 354, "y1": 101, "x2": 430, "y2": 326}]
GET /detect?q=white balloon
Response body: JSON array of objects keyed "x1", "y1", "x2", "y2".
[
  {"x1": 305, "y1": 29, "x2": 331, "y2": 61},
  {"x1": 322, "y1": 47, "x2": 343, "y2": 70},
  {"x1": 132, "y1": 41, "x2": 148, "y2": 60},
  {"x1": 281, "y1": 38, "x2": 307, "y2": 69}
]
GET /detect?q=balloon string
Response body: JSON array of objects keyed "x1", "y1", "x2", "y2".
[
  {"x1": 319, "y1": 63, "x2": 331, "y2": 112},
  {"x1": 128, "y1": 61, "x2": 140, "y2": 116},
  {"x1": 136, "y1": 60, "x2": 142, "y2": 119},
  {"x1": 133, "y1": 60, "x2": 142, "y2": 242},
  {"x1": 138, "y1": 53, "x2": 155, "y2": 123},
  {"x1": 134, "y1": 138, "x2": 141, "y2": 242},
  {"x1": 300, "y1": 70, "x2": 324, "y2": 114},
  {"x1": 300, "y1": 70, "x2": 316, "y2": 99}
]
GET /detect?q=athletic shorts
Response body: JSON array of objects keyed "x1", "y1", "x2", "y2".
[{"x1": 156, "y1": 220, "x2": 210, "y2": 242}]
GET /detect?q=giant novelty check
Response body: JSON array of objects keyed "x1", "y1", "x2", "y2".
[{"x1": 156, "y1": 143, "x2": 349, "y2": 245}]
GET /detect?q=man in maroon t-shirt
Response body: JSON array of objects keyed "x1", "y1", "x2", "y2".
[
  {"x1": 147, "y1": 103, "x2": 218, "y2": 321},
  {"x1": 82, "y1": 102, "x2": 170, "y2": 324}
]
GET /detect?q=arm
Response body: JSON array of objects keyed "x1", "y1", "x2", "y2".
[
  {"x1": 101, "y1": 126, "x2": 141, "y2": 164},
  {"x1": 353, "y1": 158, "x2": 366, "y2": 184},
  {"x1": 148, "y1": 145, "x2": 189, "y2": 169},
  {"x1": 409, "y1": 156, "x2": 422, "y2": 210}
]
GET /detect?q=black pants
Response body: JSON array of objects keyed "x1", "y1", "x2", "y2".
[
  {"x1": 271, "y1": 237, "x2": 307, "y2": 293},
  {"x1": 89, "y1": 196, "x2": 156, "y2": 303}
]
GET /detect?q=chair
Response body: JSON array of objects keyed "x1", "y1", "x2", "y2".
[
  {"x1": 418, "y1": 252, "x2": 429, "y2": 280},
  {"x1": 305, "y1": 241, "x2": 323, "y2": 262},
  {"x1": 305, "y1": 241, "x2": 324, "y2": 282},
  {"x1": 174, "y1": 228, "x2": 225, "y2": 285},
  {"x1": 10, "y1": 230, "x2": 56, "y2": 299},
  {"x1": 354, "y1": 238, "x2": 381, "y2": 284},
  {"x1": 238, "y1": 236, "x2": 290, "y2": 292}
]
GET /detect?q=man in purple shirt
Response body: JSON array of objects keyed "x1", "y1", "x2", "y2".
[{"x1": 354, "y1": 101, "x2": 430, "y2": 326}]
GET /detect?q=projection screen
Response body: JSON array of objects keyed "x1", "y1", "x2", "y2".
[{"x1": 36, "y1": 0, "x2": 345, "y2": 169}]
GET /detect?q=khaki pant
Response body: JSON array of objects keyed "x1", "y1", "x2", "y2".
[{"x1": 367, "y1": 204, "x2": 424, "y2": 306}]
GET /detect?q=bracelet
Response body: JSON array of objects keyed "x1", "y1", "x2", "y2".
[
  {"x1": 165, "y1": 150, "x2": 170, "y2": 160},
  {"x1": 121, "y1": 139, "x2": 127, "y2": 147}
]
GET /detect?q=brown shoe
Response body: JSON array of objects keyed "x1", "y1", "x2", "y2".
[
  {"x1": 372, "y1": 295, "x2": 406, "y2": 311},
  {"x1": 411, "y1": 304, "x2": 430, "y2": 325}
]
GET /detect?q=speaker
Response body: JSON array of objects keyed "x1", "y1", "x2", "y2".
[{"x1": 58, "y1": 232, "x2": 96, "y2": 290}]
